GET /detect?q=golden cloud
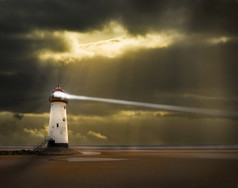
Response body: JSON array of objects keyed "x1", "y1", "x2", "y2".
[
  {"x1": 37, "y1": 21, "x2": 180, "y2": 63},
  {"x1": 87, "y1": 131, "x2": 107, "y2": 140},
  {"x1": 112, "y1": 110, "x2": 172, "y2": 120},
  {"x1": 24, "y1": 123, "x2": 48, "y2": 138}
]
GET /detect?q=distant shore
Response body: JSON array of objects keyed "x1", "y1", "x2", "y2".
[
  {"x1": 0, "y1": 145, "x2": 238, "y2": 155},
  {"x1": 1, "y1": 144, "x2": 238, "y2": 150}
]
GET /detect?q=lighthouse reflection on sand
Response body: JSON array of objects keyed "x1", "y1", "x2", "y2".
[{"x1": 53, "y1": 91, "x2": 238, "y2": 119}]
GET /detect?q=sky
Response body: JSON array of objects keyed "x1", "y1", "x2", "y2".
[{"x1": 0, "y1": 0, "x2": 238, "y2": 145}]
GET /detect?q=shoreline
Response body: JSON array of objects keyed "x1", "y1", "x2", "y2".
[
  {"x1": 0, "y1": 145, "x2": 238, "y2": 156},
  {"x1": 1, "y1": 144, "x2": 238, "y2": 151}
]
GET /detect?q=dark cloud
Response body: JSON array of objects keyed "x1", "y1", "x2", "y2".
[
  {"x1": 0, "y1": 0, "x2": 119, "y2": 33},
  {"x1": 185, "y1": 0, "x2": 238, "y2": 36},
  {"x1": 13, "y1": 113, "x2": 24, "y2": 120},
  {"x1": 0, "y1": 0, "x2": 237, "y2": 35}
]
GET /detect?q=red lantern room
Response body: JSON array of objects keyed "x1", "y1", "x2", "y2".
[{"x1": 49, "y1": 84, "x2": 68, "y2": 103}]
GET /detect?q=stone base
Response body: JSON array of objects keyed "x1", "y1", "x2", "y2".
[{"x1": 47, "y1": 140, "x2": 68, "y2": 148}]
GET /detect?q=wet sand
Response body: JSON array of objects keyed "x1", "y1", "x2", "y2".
[{"x1": 1, "y1": 148, "x2": 238, "y2": 188}]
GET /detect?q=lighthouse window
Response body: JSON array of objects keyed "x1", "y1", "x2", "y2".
[
  {"x1": 64, "y1": 106, "x2": 66, "y2": 109},
  {"x1": 56, "y1": 123, "x2": 59, "y2": 127},
  {"x1": 63, "y1": 118, "x2": 65, "y2": 121}
]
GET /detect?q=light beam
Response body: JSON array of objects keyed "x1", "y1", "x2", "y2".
[{"x1": 53, "y1": 91, "x2": 238, "y2": 119}]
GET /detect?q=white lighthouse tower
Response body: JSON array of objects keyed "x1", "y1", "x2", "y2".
[{"x1": 48, "y1": 85, "x2": 69, "y2": 147}]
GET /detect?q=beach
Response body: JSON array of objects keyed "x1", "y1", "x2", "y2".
[{"x1": 0, "y1": 147, "x2": 238, "y2": 188}]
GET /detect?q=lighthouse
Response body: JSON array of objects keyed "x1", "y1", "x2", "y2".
[{"x1": 48, "y1": 85, "x2": 69, "y2": 147}]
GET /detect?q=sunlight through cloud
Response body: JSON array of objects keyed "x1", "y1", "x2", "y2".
[{"x1": 38, "y1": 22, "x2": 179, "y2": 63}]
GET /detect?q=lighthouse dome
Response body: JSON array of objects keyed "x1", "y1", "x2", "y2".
[
  {"x1": 52, "y1": 84, "x2": 65, "y2": 92},
  {"x1": 49, "y1": 85, "x2": 68, "y2": 103}
]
